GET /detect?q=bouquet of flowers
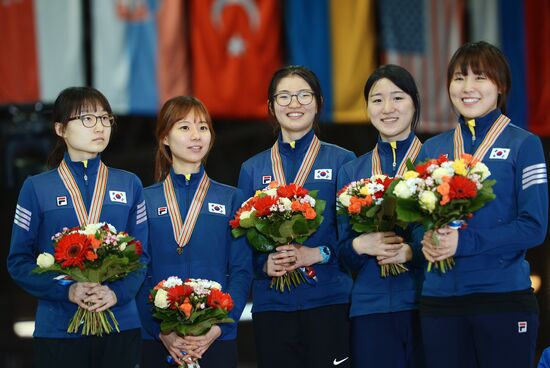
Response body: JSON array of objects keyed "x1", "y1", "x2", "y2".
[
  {"x1": 150, "y1": 277, "x2": 234, "y2": 368},
  {"x1": 337, "y1": 175, "x2": 409, "y2": 277},
  {"x1": 33, "y1": 222, "x2": 144, "y2": 335},
  {"x1": 230, "y1": 182, "x2": 326, "y2": 292},
  {"x1": 392, "y1": 154, "x2": 496, "y2": 272}
]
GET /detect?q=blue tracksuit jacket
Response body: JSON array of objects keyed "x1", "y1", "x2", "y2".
[
  {"x1": 137, "y1": 166, "x2": 252, "y2": 341},
  {"x1": 237, "y1": 129, "x2": 356, "y2": 313},
  {"x1": 7, "y1": 153, "x2": 149, "y2": 338},
  {"x1": 337, "y1": 132, "x2": 424, "y2": 317},
  {"x1": 417, "y1": 109, "x2": 548, "y2": 297}
]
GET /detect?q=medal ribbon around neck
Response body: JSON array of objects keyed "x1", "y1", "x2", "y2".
[
  {"x1": 163, "y1": 172, "x2": 210, "y2": 253},
  {"x1": 371, "y1": 136, "x2": 422, "y2": 176},
  {"x1": 271, "y1": 135, "x2": 321, "y2": 186},
  {"x1": 58, "y1": 159, "x2": 108, "y2": 226},
  {"x1": 453, "y1": 114, "x2": 510, "y2": 161}
]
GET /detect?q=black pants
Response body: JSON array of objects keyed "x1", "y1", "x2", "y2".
[
  {"x1": 140, "y1": 338, "x2": 238, "y2": 368},
  {"x1": 33, "y1": 328, "x2": 141, "y2": 368},
  {"x1": 253, "y1": 304, "x2": 351, "y2": 368}
]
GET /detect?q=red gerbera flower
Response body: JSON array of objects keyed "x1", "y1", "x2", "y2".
[
  {"x1": 54, "y1": 233, "x2": 91, "y2": 269},
  {"x1": 277, "y1": 183, "x2": 309, "y2": 198},
  {"x1": 449, "y1": 176, "x2": 478, "y2": 199},
  {"x1": 254, "y1": 195, "x2": 278, "y2": 217},
  {"x1": 167, "y1": 284, "x2": 194, "y2": 309},
  {"x1": 207, "y1": 288, "x2": 234, "y2": 312}
]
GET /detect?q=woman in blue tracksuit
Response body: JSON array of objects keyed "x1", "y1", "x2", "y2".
[
  {"x1": 137, "y1": 96, "x2": 252, "y2": 368},
  {"x1": 7, "y1": 87, "x2": 149, "y2": 368},
  {"x1": 419, "y1": 41, "x2": 548, "y2": 367},
  {"x1": 337, "y1": 64, "x2": 424, "y2": 367},
  {"x1": 238, "y1": 65, "x2": 355, "y2": 368}
]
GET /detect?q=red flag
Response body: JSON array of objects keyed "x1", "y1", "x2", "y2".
[
  {"x1": 0, "y1": 0, "x2": 40, "y2": 103},
  {"x1": 190, "y1": 0, "x2": 282, "y2": 119},
  {"x1": 525, "y1": 0, "x2": 550, "y2": 136}
]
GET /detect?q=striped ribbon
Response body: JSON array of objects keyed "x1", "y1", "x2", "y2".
[
  {"x1": 163, "y1": 172, "x2": 210, "y2": 253},
  {"x1": 58, "y1": 159, "x2": 108, "y2": 226},
  {"x1": 271, "y1": 135, "x2": 321, "y2": 186},
  {"x1": 372, "y1": 136, "x2": 422, "y2": 176},
  {"x1": 453, "y1": 114, "x2": 510, "y2": 161}
]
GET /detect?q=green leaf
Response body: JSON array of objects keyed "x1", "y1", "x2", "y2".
[{"x1": 231, "y1": 227, "x2": 247, "y2": 238}]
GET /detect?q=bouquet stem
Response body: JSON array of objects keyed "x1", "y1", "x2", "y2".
[
  {"x1": 380, "y1": 263, "x2": 409, "y2": 277},
  {"x1": 270, "y1": 270, "x2": 305, "y2": 292},
  {"x1": 67, "y1": 306, "x2": 120, "y2": 336},
  {"x1": 426, "y1": 231, "x2": 455, "y2": 273}
]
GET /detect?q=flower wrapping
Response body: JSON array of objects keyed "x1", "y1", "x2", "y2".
[
  {"x1": 33, "y1": 222, "x2": 144, "y2": 335},
  {"x1": 230, "y1": 182, "x2": 326, "y2": 291},
  {"x1": 337, "y1": 175, "x2": 408, "y2": 277},
  {"x1": 392, "y1": 154, "x2": 496, "y2": 272}
]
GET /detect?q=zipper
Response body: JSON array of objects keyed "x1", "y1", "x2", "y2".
[{"x1": 83, "y1": 166, "x2": 90, "y2": 207}]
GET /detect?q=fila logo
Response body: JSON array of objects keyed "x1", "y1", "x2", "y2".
[
  {"x1": 314, "y1": 169, "x2": 332, "y2": 180},
  {"x1": 157, "y1": 207, "x2": 168, "y2": 216},
  {"x1": 208, "y1": 203, "x2": 226, "y2": 215},
  {"x1": 262, "y1": 175, "x2": 272, "y2": 185},
  {"x1": 109, "y1": 190, "x2": 127, "y2": 203},
  {"x1": 56, "y1": 196, "x2": 68, "y2": 206},
  {"x1": 489, "y1": 148, "x2": 510, "y2": 160},
  {"x1": 518, "y1": 321, "x2": 527, "y2": 333}
]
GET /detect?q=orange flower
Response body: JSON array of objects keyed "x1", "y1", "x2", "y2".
[
  {"x1": 437, "y1": 182, "x2": 451, "y2": 205},
  {"x1": 348, "y1": 196, "x2": 370, "y2": 214},
  {"x1": 207, "y1": 289, "x2": 235, "y2": 311},
  {"x1": 304, "y1": 206, "x2": 316, "y2": 220},
  {"x1": 88, "y1": 235, "x2": 101, "y2": 250},
  {"x1": 179, "y1": 297, "x2": 193, "y2": 318},
  {"x1": 85, "y1": 250, "x2": 98, "y2": 261}
]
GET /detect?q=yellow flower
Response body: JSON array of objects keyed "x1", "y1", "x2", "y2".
[
  {"x1": 403, "y1": 171, "x2": 419, "y2": 179},
  {"x1": 359, "y1": 186, "x2": 370, "y2": 196},
  {"x1": 452, "y1": 159, "x2": 467, "y2": 176},
  {"x1": 255, "y1": 190, "x2": 262, "y2": 197}
]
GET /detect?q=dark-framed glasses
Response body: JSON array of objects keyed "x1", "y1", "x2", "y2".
[
  {"x1": 70, "y1": 113, "x2": 115, "y2": 128},
  {"x1": 273, "y1": 90, "x2": 314, "y2": 106}
]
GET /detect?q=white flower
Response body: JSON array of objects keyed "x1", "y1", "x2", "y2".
[
  {"x1": 393, "y1": 180, "x2": 414, "y2": 199},
  {"x1": 419, "y1": 191, "x2": 437, "y2": 213},
  {"x1": 264, "y1": 188, "x2": 277, "y2": 197},
  {"x1": 371, "y1": 174, "x2": 387, "y2": 182},
  {"x1": 154, "y1": 289, "x2": 169, "y2": 309},
  {"x1": 279, "y1": 197, "x2": 292, "y2": 210},
  {"x1": 119, "y1": 242, "x2": 127, "y2": 251},
  {"x1": 471, "y1": 162, "x2": 491, "y2": 181},
  {"x1": 431, "y1": 167, "x2": 454, "y2": 183},
  {"x1": 82, "y1": 222, "x2": 103, "y2": 235},
  {"x1": 164, "y1": 276, "x2": 183, "y2": 288},
  {"x1": 303, "y1": 195, "x2": 316, "y2": 207},
  {"x1": 107, "y1": 223, "x2": 117, "y2": 233},
  {"x1": 36, "y1": 253, "x2": 54, "y2": 268},
  {"x1": 338, "y1": 192, "x2": 351, "y2": 207},
  {"x1": 239, "y1": 210, "x2": 252, "y2": 220}
]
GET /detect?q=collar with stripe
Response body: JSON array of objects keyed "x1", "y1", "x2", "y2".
[
  {"x1": 62, "y1": 152, "x2": 101, "y2": 177},
  {"x1": 276, "y1": 129, "x2": 315, "y2": 157},
  {"x1": 169, "y1": 165, "x2": 205, "y2": 189},
  {"x1": 372, "y1": 132, "x2": 422, "y2": 176},
  {"x1": 458, "y1": 109, "x2": 502, "y2": 141}
]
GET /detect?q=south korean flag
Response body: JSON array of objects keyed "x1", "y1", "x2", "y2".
[
  {"x1": 208, "y1": 203, "x2": 226, "y2": 215},
  {"x1": 314, "y1": 169, "x2": 332, "y2": 180}
]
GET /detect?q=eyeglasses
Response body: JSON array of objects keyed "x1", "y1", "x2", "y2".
[
  {"x1": 273, "y1": 90, "x2": 314, "y2": 106},
  {"x1": 69, "y1": 114, "x2": 115, "y2": 128}
]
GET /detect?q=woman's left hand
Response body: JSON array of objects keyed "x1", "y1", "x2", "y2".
[
  {"x1": 182, "y1": 325, "x2": 222, "y2": 359},
  {"x1": 377, "y1": 243, "x2": 412, "y2": 265},
  {"x1": 83, "y1": 284, "x2": 118, "y2": 312},
  {"x1": 422, "y1": 227, "x2": 459, "y2": 262}
]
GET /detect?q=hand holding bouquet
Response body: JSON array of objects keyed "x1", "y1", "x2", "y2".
[
  {"x1": 337, "y1": 175, "x2": 409, "y2": 277},
  {"x1": 230, "y1": 182, "x2": 326, "y2": 291},
  {"x1": 33, "y1": 222, "x2": 144, "y2": 335},
  {"x1": 150, "y1": 277, "x2": 234, "y2": 368},
  {"x1": 392, "y1": 154, "x2": 496, "y2": 272}
]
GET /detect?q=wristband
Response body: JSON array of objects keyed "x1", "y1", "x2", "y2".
[{"x1": 319, "y1": 246, "x2": 331, "y2": 264}]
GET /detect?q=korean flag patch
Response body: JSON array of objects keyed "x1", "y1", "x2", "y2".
[
  {"x1": 157, "y1": 207, "x2": 168, "y2": 216},
  {"x1": 314, "y1": 169, "x2": 332, "y2": 180},
  {"x1": 208, "y1": 203, "x2": 226, "y2": 215},
  {"x1": 109, "y1": 190, "x2": 127, "y2": 203},
  {"x1": 489, "y1": 148, "x2": 510, "y2": 160},
  {"x1": 56, "y1": 196, "x2": 68, "y2": 206},
  {"x1": 262, "y1": 175, "x2": 272, "y2": 185}
]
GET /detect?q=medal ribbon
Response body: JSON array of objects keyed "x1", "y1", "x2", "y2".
[
  {"x1": 271, "y1": 135, "x2": 321, "y2": 186},
  {"x1": 58, "y1": 159, "x2": 108, "y2": 226},
  {"x1": 371, "y1": 136, "x2": 422, "y2": 176},
  {"x1": 163, "y1": 172, "x2": 210, "y2": 252},
  {"x1": 453, "y1": 114, "x2": 510, "y2": 161}
]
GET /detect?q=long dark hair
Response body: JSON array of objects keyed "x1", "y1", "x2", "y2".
[
  {"x1": 447, "y1": 41, "x2": 511, "y2": 113},
  {"x1": 48, "y1": 87, "x2": 113, "y2": 167},
  {"x1": 267, "y1": 65, "x2": 323, "y2": 132},
  {"x1": 154, "y1": 96, "x2": 215, "y2": 182},
  {"x1": 363, "y1": 64, "x2": 421, "y2": 131}
]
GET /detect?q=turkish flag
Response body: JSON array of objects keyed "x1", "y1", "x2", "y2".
[{"x1": 190, "y1": 0, "x2": 282, "y2": 119}]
